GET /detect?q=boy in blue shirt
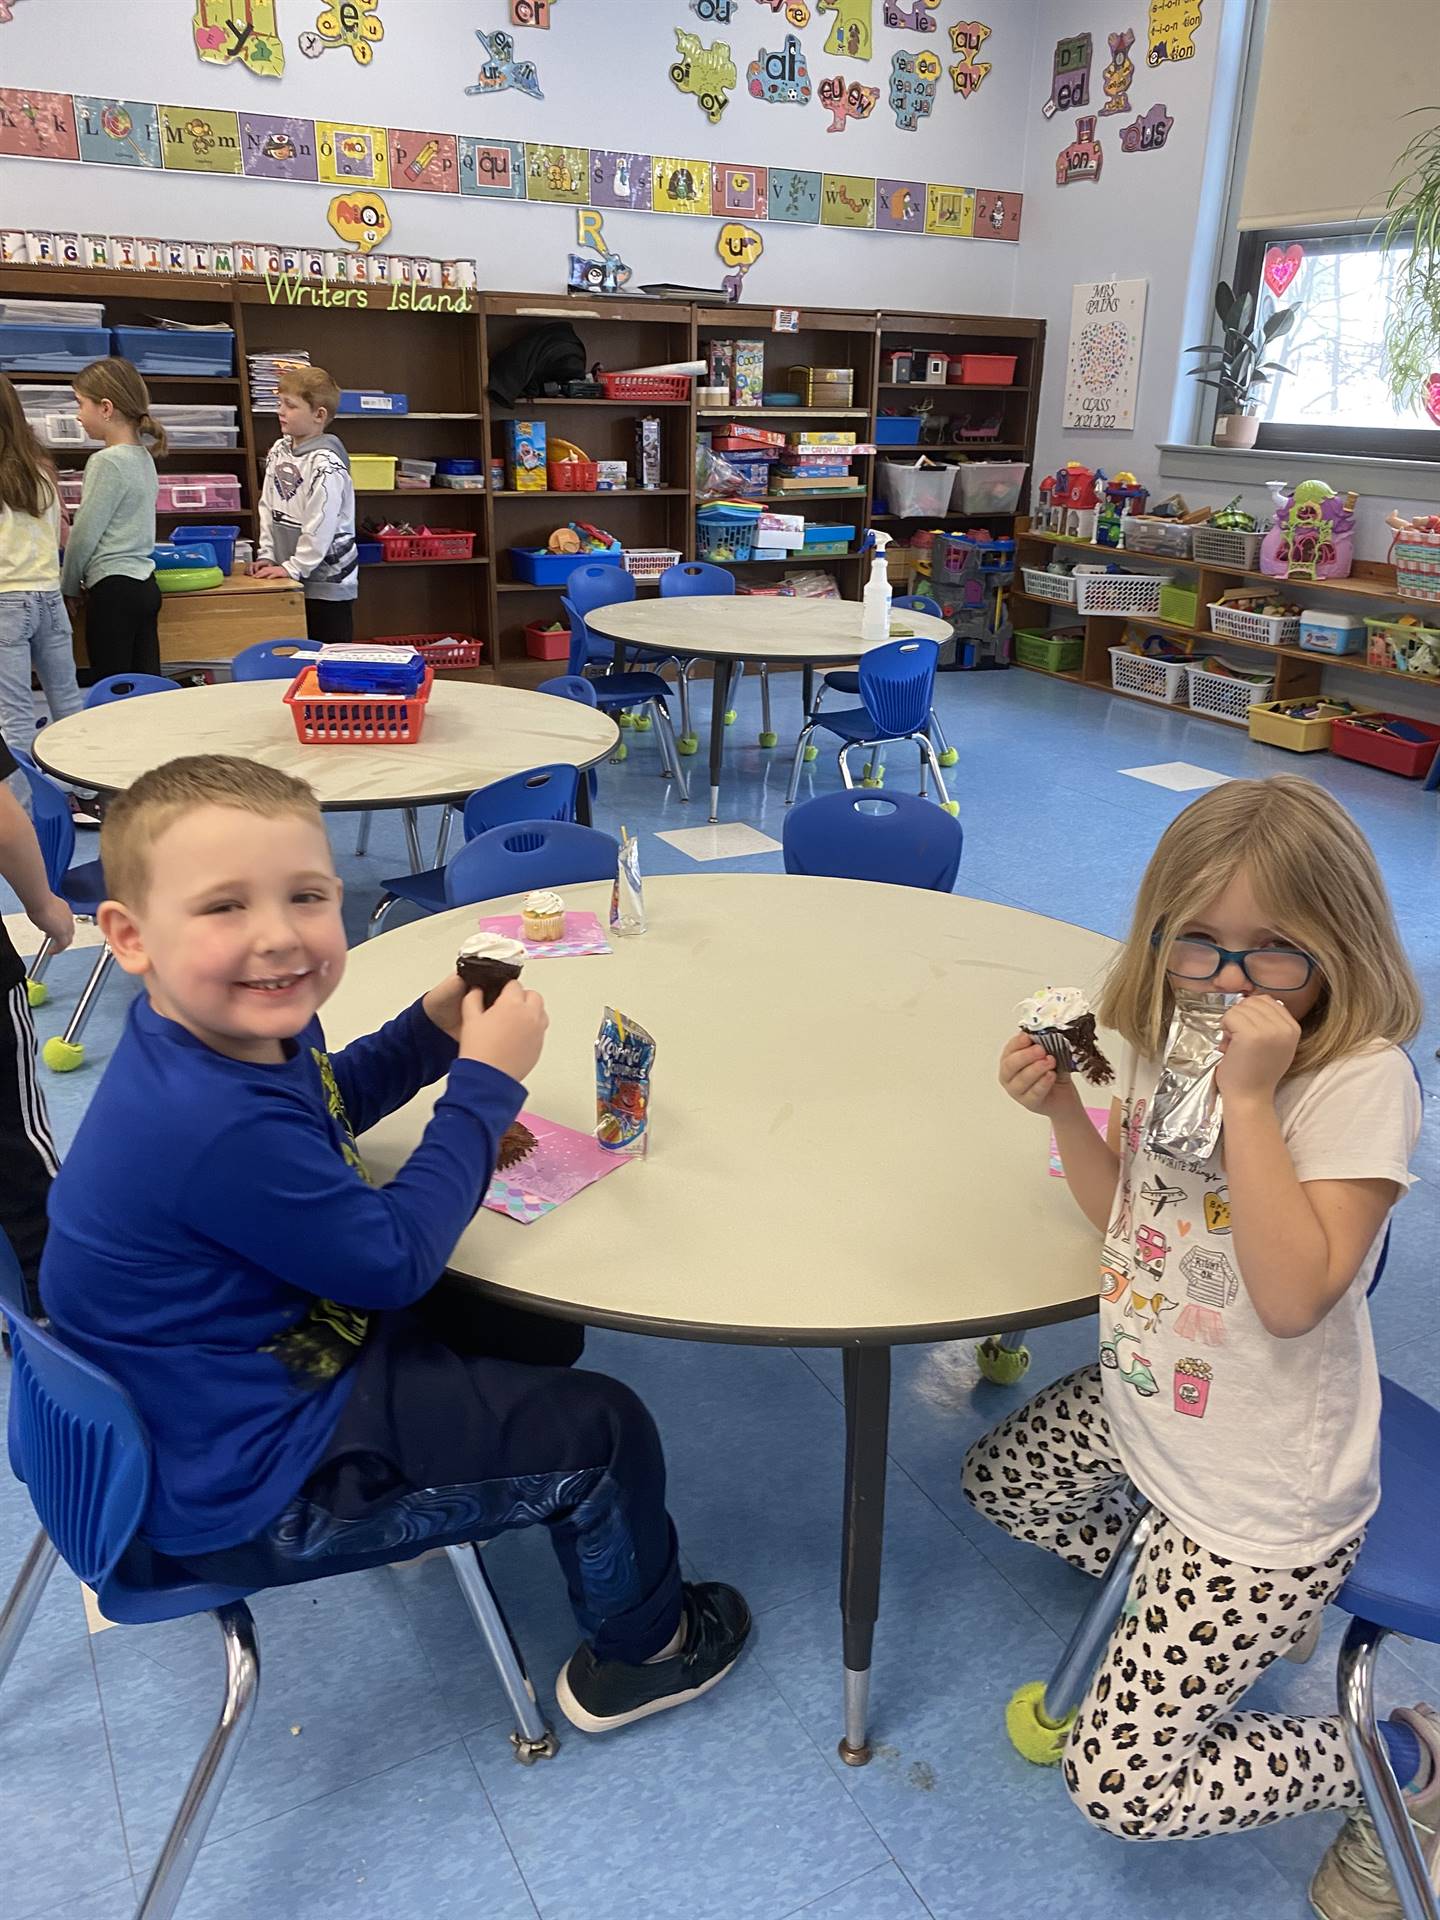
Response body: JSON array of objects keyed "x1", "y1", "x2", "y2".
[{"x1": 42, "y1": 754, "x2": 748, "y2": 1732}]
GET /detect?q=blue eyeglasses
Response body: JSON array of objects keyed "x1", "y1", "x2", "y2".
[{"x1": 1152, "y1": 933, "x2": 1319, "y2": 993}]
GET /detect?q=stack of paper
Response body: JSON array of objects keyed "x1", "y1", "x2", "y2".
[{"x1": 247, "y1": 348, "x2": 311, "y2": 415}]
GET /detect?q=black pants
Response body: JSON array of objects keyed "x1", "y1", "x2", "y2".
[
  {"x1": 180, "y1": 1281, "x2": 684, "y2": 1666},
  {"x1": 304, "y1": 598, "x2": 354, "y2": 644},
  {"x1": 84, "y1": 573, "x2": 162, "y2": 683},
  {"x1": 0, "y1": 979, "x2": 59, "y2": 1318}
]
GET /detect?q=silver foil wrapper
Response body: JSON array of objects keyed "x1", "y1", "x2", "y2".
[{"x1": 1143, "y1": 990, "x2": 1241, "y2": 1166}]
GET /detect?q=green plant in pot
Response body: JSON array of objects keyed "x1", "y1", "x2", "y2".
[
  {"x1": 1186, "y1": 283, "x2": 1295, "y2": 450},
  {"x1": 1380, "y1": 108, "x2": 1440, "y2": 420}
]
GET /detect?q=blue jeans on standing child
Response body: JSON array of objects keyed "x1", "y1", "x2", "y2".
[{"x1": 0, "y1": 590, "x2": 84, "y2": 804}]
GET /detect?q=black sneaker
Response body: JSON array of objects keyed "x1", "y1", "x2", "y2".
[{"x1": 555, "y1": 1581, "x2": 752, "y2": 1734}]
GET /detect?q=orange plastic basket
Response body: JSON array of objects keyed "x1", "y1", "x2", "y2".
[
  {"x1": 378, "y1": 528, "x2": 476, "y2": 562},
  {"x1": 548, "y1": 459, "x2": 600, "y2": 491},
  {"x1": 597, "y1": 371, "x2": 691, "y2": 402},
  {"x1": 372, "y1": 632, "x2": 484, "y2": 669},
  {"x1": 283, "y1": 666, "x2": 434, "y2": 745}
]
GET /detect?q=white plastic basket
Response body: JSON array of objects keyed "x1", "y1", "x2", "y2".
[
  {"x1": 1121, "y1": 517, "x2": 1194, "y2": 559},
  {"x1": 622, "y1": 547, "x2": 682, "y2": 584},
  {"x1": 1191, "y1": 525, "x2": 1265, "y2": 569},
  {"x1": 1020, "y1": 566, "x2": 1077, "y2": 605},
  {"x1": 1076, "y1": 570, "x2": 1173, "y2": 618},
  {"x1": 1108, "y1": 645, "x2": 1189, "y2": 706},
  {"x1": 1207, "y1": 601, "x2": 1300, "y2": 647},
  {"x1": 1187, "y1": 660, "x2": 1274, "y2": 725}
]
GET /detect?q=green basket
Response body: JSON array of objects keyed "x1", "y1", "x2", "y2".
[
  {"x1": 1015, "y1": 627, "x2": 1084, "y2": 674},
  {"x1": 1159, "y1": 584, "x2": 1198, "y2": 629}
]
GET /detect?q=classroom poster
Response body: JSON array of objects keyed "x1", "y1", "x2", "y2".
[
  {"x1": 159, "y1": 104, "x2": 243, "y2": 174},
  {"x1": 1062, "y1": 277, "x2": 1147, "y2": 429},
  {"x1": 820, "y1": 172, "x2": 875, "y2": 228},
  {"x1": 74, "y1": 97, "x2": 162, "y2": 169},
  {"x1": 924, "y1": 182, "x2": 974, "y2": 237},
  {"x1": 458, "y1": 135, "x2": 524, "y2": 198}
]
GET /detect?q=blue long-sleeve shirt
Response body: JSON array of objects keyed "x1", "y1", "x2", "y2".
[{"x1": 42, "y1": 995, "x2": 523, "y2": 1556}]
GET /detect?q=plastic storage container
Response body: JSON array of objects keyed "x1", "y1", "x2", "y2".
[
  {"x1": 509, "y1": 546, "x2": 622, "y2": 586},
  {"x1": 164, "y1": 425, "x2": 241, "y2": 449},
  {"x1": 1020, "y1": 565, "x2": 1078, "y2": 605},
  {"x1": 1109, "y1": 645, "x2": 1189, "y2": 706},
  {"x1": 1248, "y1": 698, "x2": 1372, "y2": 753},
  {"x1": 1391, "y1": 532, "x2": 1440, "y2": 602},
  {"x1": 182, "y1": 524, "x2": 238, "y2": 574},
  {"x1": 1121, "y1": 517, "x2": 1193, "y2": 558},
  {"x1": 958, "y1": 353, "x2": 1018, "y2": 385},
  {"x1": 882, "y1": 461, "x2": 958, "y2": 517},
  {"x1": 549, "y1": 459, "x2": 600, "y2": 491},
  {"x1": 1159, "y1": 584, "x2": 1199, "y2": 628},
  {"x1": 874, "y1": 416, "x2": 924, "y2": 447},
  {"x1": 110, "y1": 326, "x2": 235, "y2": 376},
  {"x1": 285, "y1": 665, "x2": 433, "y2": 745},
  {"x1": 1015, "y1": 627, "x2": 1084, "y2": 674},
  {"x1": 350, "y1": 454, "x2": 398, "y2": 490},
  {"x1": 1187, "y1": 659, "x2": 1275, "y2": 725},
  {"x1": 0, "y1": 324, "x2": 113, "y2": 370},
  {"x1": 373, "y1": 633, "x2": 484, "y2": 669},
  {"x1": 1298, "y1": 609, "x2": 1365, "y2": 654},
  {"x1": 622, "y1": 548, "x2": 683, "y2": 583},
  {"x1": 696, "y1": 517, "x2": 757, "y2": 561},
  {"x1": 1076, "y1": 570, "x2": 1172, "y2": 617},
  {"x1": 1364, "y1": 615, "x2": 1440, "y2": 676},
  {"x1": 957, "y1": 461, "x2": 1028, "y2": 512},
  {"x1": 1329, "y1": 713, "x2": 1440, "y2": 779},
  {"x1": 379, "y1": 528, "x2": 475, "y2": 562},
  {"x1": 149, "y1": 404, "x2": 239, "y2": 429},
  {"x1": 155, "y1": 474, "x2": 243, "y2": 511},
  {"x1": 524, "y1": 621, "x2": 571, "y2": 660},
  {"x1": 1208, "y1": 600, "x2": 1301, "y2": 647},
  {"x1": 337, "y1": 390, "x2": 408, "y2": 414},
  {"x1": 1191, "y1": 524, "x2": 1265, "y2": 569}
]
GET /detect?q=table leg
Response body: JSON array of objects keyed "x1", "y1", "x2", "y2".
[
  {"x1": 575, "y1": 773, "x2": 594, "y2": 828},
  {"x1": 839, "y1": 1343, "x2": 891, "y2": 1767},
  {"x1": 707, "y1": 658, "x2": 734, "y2": 823},
  {"x1": 403, "y1": 807, "x2": 424, "y2": 874},
  {"x1": 802, "y1": 663, "x2": 815, "y2": 717}
]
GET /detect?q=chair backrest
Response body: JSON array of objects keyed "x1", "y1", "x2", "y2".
[
  {"x1": 85, "y1": 673, "x2": 179, "y2": 707},
  {"x1": 12, "y1": 751, "x2": 76, "y2": 891},
  {"x1": 536, "y1": 674, "x2": 599, "y2": 707},
  {"x1": 444, "y1": 819, "x2": 620, "y2": 907},
  {"x1": 857, "y1": 638, "x2": 940, "y2": 738},
  {"x1": 782, "y1": 791, "x2": 963, "y2": 893},
  {"x1": 0, "y1": 1231, "x2": 151, "y2": 1593},
  {"x1": 231, "y1": 639, "x2": 311, "y2": 682},
  {"x1": 893, "y1": 594, "x2": 943, "y2": 618},
  {"x1": 659, "y1": 561, "x2": 735, "y2": 598},
  {"x1": 460, "y1": 763, "x2": 580, "y2": 841},
  {"x1": 563, "y1": 564, "x2": 636, "y2": 675}
]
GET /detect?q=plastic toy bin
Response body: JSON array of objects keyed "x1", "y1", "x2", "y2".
[
  {"x1": 882, "y1": 462, "x2": 957, "y2": 517},
  {"x1": 284, "y1": 666, "x2": 433, "y2": 745},
  {"x1": 509, "y1": 547, "x2": 622, "y2": 586},
  {"x1": 958, "y1": 354, "x2": 1017, "y2": 385},
  {"x1": 1247, "y1": 699, "x2": 1373, "y2": 753},
  {"x1": 111, "y1": 326, "x2": 235, "y2": 376},
  {"x1": 874, "y1": 417, "x2": 924, "y2": 447},
  {"x1": 0, "y1": 325, "x2": 112, "y2": 370},
  {"x1": 956, "y1": 462, "x2": 1028, "y2": 512},
  {"x1": 1329, "y1": 714, "x2": 1440, "y2": 779}
]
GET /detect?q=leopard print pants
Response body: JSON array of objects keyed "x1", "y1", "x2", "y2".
[{"x1": 962, "y1": 1363, "x2": 1365, "y2": 1839}]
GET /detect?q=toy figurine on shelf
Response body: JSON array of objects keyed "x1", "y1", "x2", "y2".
[
  {"x1": 1050, "y1": 461, "x2": 1103, "y2": 541},
  {"x1": 1095, "y1": 469, "x2": 1148, "y2": 546},
  {"x1": 1259, "y1": 478, "x2": 1357, "y2": 581}
]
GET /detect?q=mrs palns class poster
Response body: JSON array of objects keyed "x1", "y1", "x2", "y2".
[{"x1": 1062, "y1": 277, "x2": 1147, "y2": 430}]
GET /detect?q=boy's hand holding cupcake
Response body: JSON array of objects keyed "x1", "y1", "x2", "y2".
[{"x1": 459, "y1": 980, "x2": 549, "y2": 1083}]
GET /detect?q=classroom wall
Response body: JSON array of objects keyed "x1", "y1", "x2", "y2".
[{"x1": 0, "y1": 0, "x2": 1032, "y2": 313}]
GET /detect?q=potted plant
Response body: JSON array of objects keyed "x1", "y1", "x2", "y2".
[
  {"x1": 1186, "y1": 282, "x2": 1295, "y2": 450},
  {"x1": 1380, "y1": 108, "x2": 1440, "y2": 419}
]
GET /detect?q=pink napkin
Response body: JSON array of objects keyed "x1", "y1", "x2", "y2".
[
  {"x1": 476, "y1": 911, "x2": 610, "y2": 959},
  {"x1": 482, "y1": 1111, "x2": 629, "y2": 1224},
  {"x1": 1048, "y1": 1107, "x2": 1110, "y2": 1177}
]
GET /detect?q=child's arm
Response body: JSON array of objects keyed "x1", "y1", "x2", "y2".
[
  {"x1": 1219, "y1": 998, "x2": 1406, "y2": 1338},
  {"x1": 59, "y1": 455, "x2": 123, "y2": 596},
  {"x1": 326, "y1": 985, "x2": 465, "y2": 1138},
  {"x1": 255, "y1": 446, "x2": 277, "y2": 563},
  {"x1": 281, "y1": 451, "x2": 348, "y2": 585},
  {"x1": 0, "y1": 778, "x2": 74, "y2": 951},
  {"x1": 999, "y1": 1032, "x2": 1120, "y2": 1233}
]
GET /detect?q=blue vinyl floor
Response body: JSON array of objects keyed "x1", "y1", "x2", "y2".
[{"x1": 2, "y1": 666, "x2": 1437, "y2": 1919}]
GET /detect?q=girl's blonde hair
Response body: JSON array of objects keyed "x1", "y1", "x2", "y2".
[
  {"x1": 1098, "y1": 774, "x2": 1421, "y2": 1077},
  {"x1": 0, "y1": 373, "x2": 57, "y2": 518},
  {"x1": 73, "y1": 357, "x2": 168, "y2": 456}
]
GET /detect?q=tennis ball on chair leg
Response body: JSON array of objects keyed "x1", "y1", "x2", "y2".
[
  {"x1": 939, "y1": 746, "x2": 959, "y2": 768},
  {"x1": 611, "y1": 743, "x2": 629, "y2": 763},
  {"x1": 803, "y1": 745, "x2": 818, "y2": 762},
  {"x1": 723, "y1": 709, "x2": 738, "y2": 727},
  {"x1": 632, "y1": 713, "x2": 652, "y2": 732},
  {"x1": 1005, "y1": 1680, "x2": 1074, "y2": 1765},
  {"x1": 942, "y1": 800, "x2": 960, "y2": 818},
  {"x1": 26, "y1": 978, "x2": 48, "y2": 1008},
  {"x1": 976, "y1": 1335, "x2": 1029, "y2": 1383},
  {"x1": 43, "y1": 1035, "x2": 85, "y2": 1073},
  {"x1": 758, "y1": 731, "x2": 778, "y2": 749},
  {"x1": 678, "y1": 734, "x2": 699, "y2": 756},
  {"x1": 618, "y1": 711, "x2": 636, "y2": 729}
]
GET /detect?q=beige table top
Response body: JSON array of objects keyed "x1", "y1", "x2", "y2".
[
  {"x1": 585, "y1": 597, "x2": 951, "y2": 665},
  {"x1": 33, "y1": 679, "x2": 619, "y2": 811},
  {"x1": 323, "y1": 875, "x2": 1116, "y2": 1344}
]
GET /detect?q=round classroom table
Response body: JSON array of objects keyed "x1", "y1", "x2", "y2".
[
  {"x1": 584, "y1": 598, "x2": 952, "y2": 823},
  {"x1": 32, "y1": 679, "x2": 619, "y2": 869},
  {"x1": 323, "y1": 874, "x2": 1116, "y2": 1762}
]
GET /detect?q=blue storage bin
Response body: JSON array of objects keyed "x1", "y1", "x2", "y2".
[
  {"x1": 110, "y1": 326, "x2": 235, "y2": 377},
  {"x1": 357, "y1": 541, "x2": 384, "y2": 566},
  {"x1": 509, "y1": 546, "x2": 623, "y2": 586},
  {"x1": 874, "y1": 416, "x2": 924, "y2": 447},
  {"x1": 182, "y1": 524, "x2": 238, "y2": 574},
  {"x1": 0, "y1": 325, "x2": 111, "y2": 372},
  {"x1": 338, "y1": 389, "x2": 408, "y2": 415},
  {"x1": 803, "y1": 523, "x2": 851, "y2": 543},
  {"x1": 153, "y1": 543, "x2": 214, "y2": 570}
]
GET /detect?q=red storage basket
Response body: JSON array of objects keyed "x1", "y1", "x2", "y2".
[
  {"x1": 283, "y1": 666, "x2": 434, "y2": 745},
  {"x1": 1329, "y1": 713, "x2": 1440, "y2": 780},
  {"x1": 959, "y1": 353, "x2": 1018, "y2": 386},
  {"x1": 597, "y1": 370, "x2": 691, "y2": 402},
  {"x1": 548, "y1": 459, "x2": 599, "y2": 491},
  {"x1": 372, "y1": 632, "x2": 484, "y2": 669},
  {"x1": 525, "y1": 621, "x2": 571, "y2": 660},
  {"x1": 378, "y1": 528, "x2": 476, "y2": 562}
]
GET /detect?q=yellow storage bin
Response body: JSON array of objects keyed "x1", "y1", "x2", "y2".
[
  {"x1": 1247, "y1": 697, "x2": 1373, "y2": 753},
  {"x1": 351, "y1": 453, "x2": 398, "y2": 491}
]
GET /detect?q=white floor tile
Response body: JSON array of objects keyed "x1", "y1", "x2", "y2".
[
  {"x1": 1118, "y1": 761, "x2": 1232, "y2": 792},
  {"x1": 654, "y1": 823, "x2": 783, "y2": 861}
]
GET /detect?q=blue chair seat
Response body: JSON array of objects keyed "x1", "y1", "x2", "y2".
[
  {"x1": 588, "y1": 671, "x2": 672, "y2": 706},
  {"x1": 824, "y1": 669, "x2": 861, "y2": 694},
  {"x1": 808, "y1": 704, "x2": 890, "y2": 744},
  {"x1": 377, "y1": 866, "x2": 448, "y2": 915},
  {"x1": 1336, "y1": 1378, "x2": 1440, "y2": 1640}
]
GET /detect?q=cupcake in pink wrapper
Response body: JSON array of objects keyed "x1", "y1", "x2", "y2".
[
  {"x1": 1173, "y1": 1356, "x2": 1212, "y2": 1418},
  {"x1": 1016, "y1": 986, "x2": 1115, "y2": 1086}
]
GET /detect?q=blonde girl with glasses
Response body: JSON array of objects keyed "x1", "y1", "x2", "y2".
[{"x1": 970, "y1": 776, "x2": 1434, "y2": 1915}]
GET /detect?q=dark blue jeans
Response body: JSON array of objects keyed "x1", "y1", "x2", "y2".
[{"x1": 181, "y1": 1286, "x2": 683, "y2": 1665}]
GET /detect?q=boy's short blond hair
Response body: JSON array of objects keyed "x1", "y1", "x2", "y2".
[
  {"x1": 101, "y1": 755, "x2": 323, "y2": 910},
  {"x1": 277, "y1": 364, "x2": 340, "y2": 420}
]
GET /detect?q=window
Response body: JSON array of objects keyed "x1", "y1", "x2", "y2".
[{"x1": 1230, "y1": 225, "x2": 1439, "y2": 459}]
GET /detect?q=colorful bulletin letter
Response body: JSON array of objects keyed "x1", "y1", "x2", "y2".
[
  {"x1": 1120, "y1": 102, "x2": 1173, "y2": 152},
  {"x1": 0, "y1": 88, "x2": 80, "y2": 159},
  {"x1": 300, "y1": 0, "x2": 384, "y2": 62},
  {"x1": 327, "y1": 188, "x2": 391, "y2": 251},
  {"x1": 390, "y1": 128, "x2": 458, "y2": 191},
  {"x1": 75, "y1": 98, "x2": 162, "y2": 169},
  {"x1": 1041, "y1": 33, "x2": 1092, "y2": 119},
  {"x1": 925, "y1": 183, "x2": 974, "y2": 237},
  {"x1": 523, "y1": 143, "x2": 587, "y2": 202},
  {"x1": 756, "y1": 0, "x2": 811, "y2": 24},
  {"x1": 748, "y1": 33, "x2": 812, "y2": 103},
  {"x1": 670, "y1": 31, "x2": 738, "y2": 123},
  {"x1": 948, "y1": 19, "x2": 991, "y2": 97},
  {"x1": 192, "y1": 1, "x2": 285, "y2": 77},
  {"x1": 767, "y1": 166, "x2": 821, "y2": 222},
  {"x1": 820, "y1": 172, "x2": 875, "y2": 228},
  {"x1": 883, "y1": 1, "x2": 940, "y2": 30},
  {"x1": 817, "y1": 0, "x2": 872, "y2": 61},
  {"x1": 716, "y1": 219, "x2": 763, "y2": 300},
  {"x1": 590, "y1": 150, "x2": 653, "y2": 210},
  {"x1": 889, "y1": 48, "x2": 941, "y2": 129},
  {"x1": 691, "y1": 0, "x2": 737, "y2": 15},
  {"x1": 459, "y1": 135, "x2": 524, "y2": 198},
  {"x1": 159, "y1": 105, "x2": 243, "y2": 175},
  {"x1": 240, "y1": 112, "x2": 318, "y2": 180},
  {"x1": 510, "y1": 0, "x2": 554, "y2": 22},
  {"x1": 1147, "y1": 0, "x2": 1203, "y2": 65},
  {"x1": 465, "y1": 29, "x2": 543, "y2": 98},
  {"x1": 715, "y1": 163, "x2": 767, "y2": 215},
  {"x1": 315, "y1": 119, "x2": 389, "y2": 186},
  {"x1": 1063, "y1": 277, "x2": 1147, "y2": 429},
  {"x1": 876, "y1": 176, "x2": 924, "y2": 230},
  {"x1": 1056, "y1": 115, "x2": 1103, "y2": 186},
  {"x1": 974, "y1": 188, "x2": 1021, "y2": 240},
  {"x1": 652, "y1": 156, "x2": 713, "y2": 215},
  {"x1": 818, "y1": 75, "x2": 880, "y2": 131},
  {"x1": 1100, "y1": 28, "x2": 1135, "y2": 114}
]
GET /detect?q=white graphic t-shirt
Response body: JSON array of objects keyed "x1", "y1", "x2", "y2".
[{"x1": 1099, "y1": 1042, "x2": 1420, "y2": 1568}]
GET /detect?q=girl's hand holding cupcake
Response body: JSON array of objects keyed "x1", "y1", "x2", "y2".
[
  {"x1": 1217, "y1": 994, "x2": 1302, "y2": 1105},
  {"x1": 998, "y1": 1031, "x2": 1081, "y2": 1118}
]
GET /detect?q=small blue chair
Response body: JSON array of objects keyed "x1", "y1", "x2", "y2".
[
  {"x1": 562, "y1": 575, "x2": 689, "y2": 800},
  {"x1": 787, "y1": 638, "x2": 955, "y2": 814},
  {"x1": 444, "y1": 819, "x2": 620, "y2": 907},
  {"x1": 808, "y1": 596, "x2": 958, "y2": 770},
  {"x1": 12, "y1": 754, "x2": 113, "y2": 1075},
  {"x1": 783, "y1": 791, "x2": 963, "y2": 892},
  {"x1": 0, "y1": 1236, "x2": 557, "y2": 1920},
  {"x1": 230, "y1": 639, "x2": 310, "y2": 682},
  {"x1": 657, "y1": 561, "x2": 737, "y2": 753},
  {"x1": 85, "y1": 673, "x2": 179, "y2": 706},
  {"x1": 367, "y1": 765, "x2": 581, "y2": 937}
]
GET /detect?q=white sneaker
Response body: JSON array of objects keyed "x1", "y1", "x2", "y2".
[{"x1": 1310, "y1": 1705, "x2": 1440, "y2": 1920}]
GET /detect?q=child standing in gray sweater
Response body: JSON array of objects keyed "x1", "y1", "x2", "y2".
[{"x1": 62, "y1": 359, "x2": 163, "y2": 682}]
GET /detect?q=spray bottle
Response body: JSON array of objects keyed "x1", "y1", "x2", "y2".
[{"x1": 861, "y1": 529, "x2": 894, "y2": 641}]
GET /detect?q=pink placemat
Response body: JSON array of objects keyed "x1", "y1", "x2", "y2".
[
  {"x1": 477, "y1": 911, "x2": 611, "y2": 959},
  {"x1": 1048, "y1": 1106, "x2": 1110, "y2": 1176},
  {"x1": 483, "y1": 1111, "x2": 629, "y2": 1224}
]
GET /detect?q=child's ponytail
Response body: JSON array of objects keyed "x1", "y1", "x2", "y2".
[{"x1": 136, "y1": 408, "x2": 169, "y2": 457}]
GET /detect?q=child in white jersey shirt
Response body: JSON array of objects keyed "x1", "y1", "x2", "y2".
[{"x1": 971, "y1": 775, "x2": 1434, "y2": 1919}]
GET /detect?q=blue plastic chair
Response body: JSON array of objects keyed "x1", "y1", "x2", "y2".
[
  {"x1": 84, "y1": 673, "x2": 179, "y2": 706},
  {"x1": 562, "y1": 575, "x2": 689, "y2": 800},
  {"x1": 782, "y1": 791, "x2": 963, "y2": 892},
  {"x1": 230, "y1": 639, "x2": 311, "y2": 682},
  {"x1": 787, "y1": 638, "x2": 954, "y2": 813},
  {"x1": 367, "y1": 764, "x2": 581, "y2": 937},
  {"x1": 657, "y1": 561, "x2": 737, "y2": 753},
  {"x1": 0, "y1": 1234, "x2": 557, "y2": 1920},
  {"x1": 12, "y1": 755, "x2": 113, "y2": 1075},
  {"x1": 810, "y1": 596, "x2": 957, "y2": 768},
  {"x1": 538, "y1": 675, "x2": 603, "y2": 809},
  {"x1": 443, "y1": 818, "x2": 620, "y2": 907}
]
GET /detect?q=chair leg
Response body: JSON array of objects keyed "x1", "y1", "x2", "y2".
[
  {"x1": 1337, "y1": 1617, "x2": 1440, "y2": 1920},
  {"x1": 135, "y1": 1602, "x2": 260, "y2": 1920},
  {"x1": 402, "y1": 808, "x2": 425, "y2": 875},
  {"x1": 0, "y1": 1529, "x2": 61, "y2": 1696},
  {"x1": 676, "y1": 662, "x2": 698, "y2": 754},
  {"x1": 652, "y1": 702, "x2": 691, "y2": 802},
  {"x1": 25, "y1": 934, "x2": 55, "y2": 1006},
  {"x1": 433, "y1": 807, "x2": 455, "y2": 869},
  {"x1": 444, "y1": 1544, "x2": 558, "y2": 1764},
  {"x1": 1042, "y1": 1500, "x2": 1153, "y2": 1729},
  {"x1": 726, "y1": 659, "x2": 744, "y2": 725},
  {"x1": 838, "y1": 745, "x2": 857, "y2": 791},
  {"x1": 367, "y1": 893, "x2": 398, "y2": 939},
  {"x1": 355, "y1": 813, "x2": 372, "y2": 858},
  {"x1": 758, "y1": 664, "x2": 776, "y2": 748},
  {"x1": 47, "y1": 947, "x2": 115, "y2": 1068},
  {"x1": 917, "y1": 734, "x2": 954, "y2": 812},
  {"x1": 930, "y1": 707, "x2": 957, "y2": 767},
  {"x1": 786, "y1": 725, "x2": 815, "y2": 805}
]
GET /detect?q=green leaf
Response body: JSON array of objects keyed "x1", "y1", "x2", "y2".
[{"x1": 1215, "y1": 280, "x2": 1235, "y2": 323}]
